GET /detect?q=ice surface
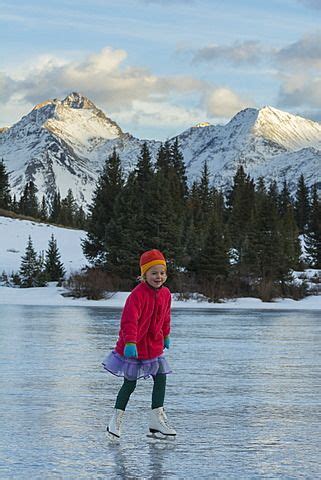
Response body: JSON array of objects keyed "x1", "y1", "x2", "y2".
[{"x1": 0, "y1": 307, "x2": 321, "y2": 479}]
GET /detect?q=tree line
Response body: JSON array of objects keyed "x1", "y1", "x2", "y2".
[
  {"x1": 0, "y1": 159, "x2": 86, "y2": 228},
  {"x1": 82, "y1": 141, "x2": 321, "y2": 301}
]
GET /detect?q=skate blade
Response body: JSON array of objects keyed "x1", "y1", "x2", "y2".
[
  {"x1": 106, "y1": 429, "x2": 120, "y2": 442},
  {"x1": 147, "y1": 432, "x2": 176, "y2": 441}
]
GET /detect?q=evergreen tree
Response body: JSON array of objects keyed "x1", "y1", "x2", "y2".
[
  {"x1": 294, "y1": 174, "x2": 310, "y2": 233},
  {"x1": 195, "y1": 210, "x2": 230, "y2": 300},
  {"x1": 50, "y1": 190, "x2": 61, "y2": 223},
  {"x1": 305, "y1": 184, "x2": 321, "y2": 267},
  {"x1": 11, "y1": 194, "x2": 19, "y2": 213},
  {"x1": 83, "y1": 148, "x2": 124, "y2": 264},
  {"x1": 19, "y1": 236, "x2": 46, "y2": 287},
  {"x1": 227, "y1": 165, "x2": 255, "y2": 267},
  {"x1": 74, "y1": 206, "x2": 87, "y2": 229},
  {"x1": 278, "y1": 202, "x2": 302, "y2": 279},
  {"x1": 44, "y1": 234, "x2": 66, "y2": 281},
  {"x1": 40, "y1": 195, "x2": 48, "y2": 221},
  {"x1": 131, "y1": 142, "x2": 156, "y2": 251},
  {"x1": 252, "y1": 191, "x2": 283, "y2": 284},
  {"x1": 58, "y1": 189, "x2": 76, "y2": 226},
  {"x1": 104, "y1": 171, "x2": 142, "y2": 281},
  {"x1": 170, "y1": 137, "x2": 188, "y2": 200},
  {"x1": 19, "y1": 181, "x2": 39, "y2": 217},
  {"x1": 0, "y1": 159, "x2": 11, "y2": 209},
  {"x1": 278, "y1": 180, "x2": 291, "y2": 217},
  {"x1": 268, "y1": 180, "x2": 279, "y2": 207}
]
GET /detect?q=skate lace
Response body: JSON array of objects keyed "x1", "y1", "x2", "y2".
[
  {"x1": 160, "y1": 410, "x2": 171, "y2": 428},
  {"x1": 116, "y1": 412, "x2": 124, "y2": 429}
]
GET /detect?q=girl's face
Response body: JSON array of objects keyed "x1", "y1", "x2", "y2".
[{"x1": 145, "y1": 264, "x2": 167, "y2": 289}]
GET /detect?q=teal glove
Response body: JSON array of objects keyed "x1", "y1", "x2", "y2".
[
  {"x1": 164, "y1": 336, "x2": 170, "y2": 349},
  {"x1": 124, "y1": 343, "x2": 138, "y2": 358}
]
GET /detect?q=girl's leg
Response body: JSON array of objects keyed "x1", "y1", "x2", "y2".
[
  {"x1": 115, "y1": 378, "x2": 137, "y2": 411},
  {"x1": 151, "y1": 373, "x2": 166, "y2": 409},
  {"x1": 149, "y1": 373, "x2": 176, "y2": 436}
]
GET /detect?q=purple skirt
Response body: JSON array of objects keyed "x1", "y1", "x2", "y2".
[{"x1": 102, "y1": 350, "x2": 172, "y2": 381}]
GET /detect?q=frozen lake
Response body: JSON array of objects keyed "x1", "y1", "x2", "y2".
[{"x1": 0, "y1": 306, "x2": 321, "y2": 479}]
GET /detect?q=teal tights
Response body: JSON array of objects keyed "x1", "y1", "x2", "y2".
[{"x1": 115, "y1": 373, "x2": 166, "y2": 411}]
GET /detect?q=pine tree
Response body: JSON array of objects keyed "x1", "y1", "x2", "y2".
[
  {"x1": 19, "y1": 181, "x2": 39, "y2": 217},
  {"x1": 74, "y1": 206, "x2": 87, "y2": 229},
  {"x1": 294, "y1": 174, "x2": 310, "y2": 234},
  {"x1": 227, "y1": 165, "x2": 255, "y2": 266},
  {"x1": 132, "y1": 142, "x2": 156, "y2": 251},
  {"x1": 278, "y1": 180, "x2": 291, "y2": 217},
  {"x1": 104, "y1": 172, "x2": 142, "y2": 281},
  {"x1": 252, "y1": 191, "x2": 283, "y2": 285},
  {"x1": 58, "y1": 189, "x2": 76, "y2": 226},
  {"x1": 40, "y1": 196, "x2": 48, "y2": 221},
  {"x1": 44, "y1": 234, "x2": 66, "y2": 281},
  {"x1": 50, "y1": 190, "x2": 61, "y2": 223},
  {"x1": 278, "y1": 202, "x2": 302, "y2": 279},
  {"x1": 170, "y1": 137, "x2": 188, "y2": 200},
  {"x1": 83, "y1": 148, "x2": 124, "y2": 264},
  {"x1": 195, "y1": 210, "x2": 230, "y2": 301},
  {"x1": 11, "y1": 194, "x2": 19, "y2": 213},
  {"x1": 0, "y1": 159, "x2": 11, "y2": 209},
  {"x1": 19, "y1": 236, "x2": 46, "y2": 287},
  {"x1": 102, "y1": 142, "x2": 156, "y2": 279},
  {"x1": 305, "y1": 184, "x2": 321, "y2": 267}
]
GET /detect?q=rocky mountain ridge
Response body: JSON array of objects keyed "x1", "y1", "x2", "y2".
[{"x1": 1, "y1": 92, "x2": 320, "y2": 209}]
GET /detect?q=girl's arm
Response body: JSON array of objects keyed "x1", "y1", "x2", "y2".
[
  {"x1": 120, "y1": 292, "x2": 141, "y2": 344},
  {"x1": 162, "y1": 292, "x2": 171, "y2": 339}
]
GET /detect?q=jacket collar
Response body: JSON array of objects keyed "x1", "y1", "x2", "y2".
[{"x1": 141, "y1": 281, "x2": 164, "y2": 292}]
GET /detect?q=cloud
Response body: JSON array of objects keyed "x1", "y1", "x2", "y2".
[
  {"x1": 278, "y1": 75, "x2": 321, "y2": 108},
  {"x1": 276, "y1": 32, "x2": 321, "y2": 69},
  {"x1": 1, "y1": 45, "x2": 255, "y2": 138},
  {"x1": 1, "y1": 47, "x2": 204, "y2": 111},
  {"x1": 192, "y1": 40, "x2": 264, "y2": 66},
  {"x1": 274, "y1": 32, "x2": 321, "y2": 111},
  {"x1": 115, "y1": 100, "x2": 203, "y2": 129},
  {"x1": 202, "y1": 87, "x2": 252, "y2": 117}
]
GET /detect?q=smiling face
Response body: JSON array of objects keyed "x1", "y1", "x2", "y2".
[{"x1": 145, "y1": 264, "x2": 167, "y2": 289}]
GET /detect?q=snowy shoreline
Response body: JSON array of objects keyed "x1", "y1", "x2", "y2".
[
  {"x1": 1, "y1": 283, "x2": 321, "y2": 310},
  {"x1": 1, "y1": 215, "x2": 321, "y2": 311}
]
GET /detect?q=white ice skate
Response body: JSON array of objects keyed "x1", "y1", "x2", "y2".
[
  {"x1": 107, "y1": 408, "x2": 125, "y2": 440},
  {"x1": 147, "y1": 407, "x2": 176, "y2": 440}
]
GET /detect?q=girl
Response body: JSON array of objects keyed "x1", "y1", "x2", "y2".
[{"x1": 102, "y1": 249, "x2": 176, "y2": 439}]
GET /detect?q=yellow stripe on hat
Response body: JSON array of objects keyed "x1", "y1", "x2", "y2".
[{"x1": 141, "y1": 259, "x2": 166, "y2": 276}]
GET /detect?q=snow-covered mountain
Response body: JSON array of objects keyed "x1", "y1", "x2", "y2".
[
  {"x1": 1, "y1": 93, "x2": 321, "y2": 209},
  {"x1": 180, "y1": 106, "x2": 321, "y2": 192}
]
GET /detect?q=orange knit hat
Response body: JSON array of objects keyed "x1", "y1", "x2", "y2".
[{"x1": 140, "y1": 249, "x2": 166, "y2": 276}]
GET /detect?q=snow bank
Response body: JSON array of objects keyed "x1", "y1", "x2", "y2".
[
  {"x1": 0, "y1": 215, "x2": 87, "y2": 275},
  {"x1": 0, "y1": 283, "x2": 321, "y2": 310},
  {"x1": 1, "y1": 215, "x2": 321, "y2": 310}
]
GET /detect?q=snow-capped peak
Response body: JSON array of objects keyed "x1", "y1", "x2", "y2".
[
  {"x1": 44, "y1": 92, "x2": 123, "y2": 149},
  {"x1": 193, "y1": 122, "x2": 211, "y2": 128},
  {"x1": 61, "y1": 92, "x2": 97, "y2": 110},
  {"x1": 253, "y1": 106, "x2": 321, "y2": 151}
]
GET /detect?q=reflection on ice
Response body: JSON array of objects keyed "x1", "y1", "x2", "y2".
[{"x1": 0, "y1": 306, "x2": 321, "y2": 478}]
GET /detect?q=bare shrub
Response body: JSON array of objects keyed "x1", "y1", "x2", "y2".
[
  {"x1": 256, "y1": 279, "x2": 280, "y2": 302},
  {"x1": 64, "y1": 268, "x2": 116, "y2": 300}
]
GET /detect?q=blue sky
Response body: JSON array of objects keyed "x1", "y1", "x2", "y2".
[{"x1": 1, "y1": 0, "x2": 321, "y2": 139}]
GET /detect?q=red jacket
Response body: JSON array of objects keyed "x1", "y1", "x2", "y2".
[{"x1": 115, "y1": 282, "x2": 171, "y2": 360}]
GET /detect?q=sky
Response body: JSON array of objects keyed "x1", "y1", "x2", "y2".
[{"x1": 1, "y1": 0, "x2": 321, "y2": 139}]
